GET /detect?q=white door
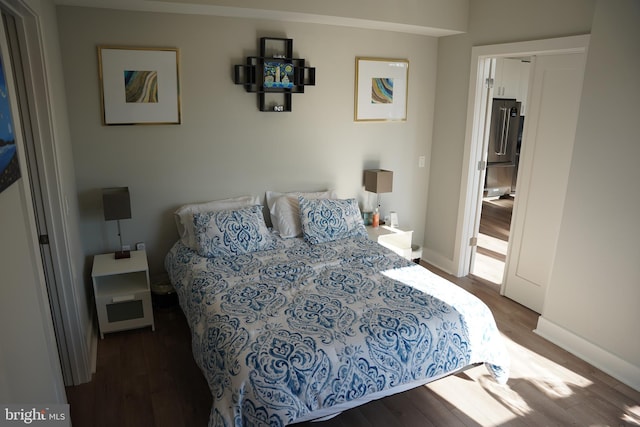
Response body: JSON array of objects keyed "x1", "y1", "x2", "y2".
[
  {"x1": 503, "y1": 52, "x2": 586, "y2": 313},
  {"x1": 0, "y1": 13, "x2": 66, "y2": 402}
]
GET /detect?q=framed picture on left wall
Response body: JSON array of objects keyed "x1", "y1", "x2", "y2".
[{"x1": 98, "y1": 46, "x2": 181, "y2": 125}]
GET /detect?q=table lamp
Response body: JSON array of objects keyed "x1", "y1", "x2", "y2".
[
  {"x1": 364, "y1": 169, "x2": 393, "y2": 226},
  {"x1": 102, "y1": 187, "x2": 131, "y2": 259}
]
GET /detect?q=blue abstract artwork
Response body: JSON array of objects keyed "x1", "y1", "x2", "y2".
[
  {"x1": 0, "y1": 53, "x2": 19, "y2": 195},
  {"x1": 124, "y1": 70, "x2": 158, "y2": 103},
  {"x1": 371, "y1": 77, "x2": 393, "y2": 104}
]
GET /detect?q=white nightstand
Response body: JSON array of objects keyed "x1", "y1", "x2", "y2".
[
  {"x1": 366, "y1": 225, "x2": 413, "y2": 260},
  {"x1": 91, "y1": 249, "x2": 155, "y2": 338}
]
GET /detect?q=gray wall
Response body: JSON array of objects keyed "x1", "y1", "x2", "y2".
[
  {"x1": 425, "y1": 0, "x2": 596, "y2": 263},
  {"x1": 543, "y1": 0, "x2": 640, "y2": 374},
  {"x1": 57, "y1": 7, "x2": 438, "y2": 280},
  {"x1": 429, "y1": 0, "x2": 639, "y2": 386}
]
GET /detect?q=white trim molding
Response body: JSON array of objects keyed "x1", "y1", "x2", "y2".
[{"x1": 536, "y1": 317, "x2": 640, "y2": 392}]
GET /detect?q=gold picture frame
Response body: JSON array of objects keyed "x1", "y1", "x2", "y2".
[
  {"x1": 98, "y1": 46, "x2": 181, "y2": 125},
  {"x1": 354, "y1": 57, "x2": 409, "y2": 122}
]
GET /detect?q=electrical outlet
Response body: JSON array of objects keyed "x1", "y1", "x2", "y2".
[
  {"x1": 136, "y1": 242, "x2": 146, "y2": 251},
  {"x1": 122, "y1": 244, "x2": 131, "y2": 251},
  {"x1": 418, "y1": 156, "x2": 426, "y2": 168}
]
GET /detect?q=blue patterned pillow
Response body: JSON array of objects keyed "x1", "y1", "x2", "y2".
[
  {"x1": 299, "y1": 197, "x2": 367, "y2": 244},
  {"x1": 193, "y1": 205, "x2": 273, "y2": 257}
]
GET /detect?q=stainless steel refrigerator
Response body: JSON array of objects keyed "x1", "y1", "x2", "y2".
[{"x1": 485, "y1": 98, "x2": 521, "y2": 196}]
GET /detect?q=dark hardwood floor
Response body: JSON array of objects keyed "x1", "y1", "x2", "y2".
[
  {"x1": 473, "y1": 196, "x2": 513, "y2": 283},
  {"x1": 66, "y1": 265, "x2": 640, "y2": 426},
  {"x1": 479, "y1": 196, "x2": 513, "y2": 243},
  {"x1": 66, "y1": 306, "x2": 212, "y2": 427}
]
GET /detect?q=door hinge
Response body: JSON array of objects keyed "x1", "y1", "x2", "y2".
[
  {"x1": 469, "y1": 236, "x2": 478, "y2": 247},
  {"x1": 485, "y1": 78, "x2": 494, "y2": 89},
  {"x1": 478, "y1": 160, "x2": 487, "y2": 171},
  {"x1": 38, "y1": 234, "x2": 49, "y2": 245}
]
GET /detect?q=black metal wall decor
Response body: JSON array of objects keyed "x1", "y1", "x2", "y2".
[{"x1": 233, "y1": 37, "x2": 316, "y2": 112}]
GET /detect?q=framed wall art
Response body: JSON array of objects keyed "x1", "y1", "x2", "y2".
[
  {"x1": 354, "y1": 57, "x2": 409, "y2": 122},
  {"x1": 233, "y1": 37, "x2": 316, "y2": 112},
  {"x1": 98, "y1": 46, "x2": 181, "y2": 125},
  {"x1": 0, "y1": 51, "x2": 20, "y2": 194}
]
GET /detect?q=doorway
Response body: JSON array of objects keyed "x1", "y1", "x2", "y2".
[
  {"x1": 453, "y1": 35, "x2": 590, "y2": 313},
  {"x1": 471, "y1": 56, "x2": 529, "y2": 285},
  {"x1": 1, "y1": 8, "x2": 76, "y2": 383},
  {"x1": 0, "y1": 0, "x2": 92, "y2": 387}
]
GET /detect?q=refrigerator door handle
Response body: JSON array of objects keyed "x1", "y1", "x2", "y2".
[
  {"x1": 494, "y1": 107, "x2": 503, "y2": 155},
  {"x1": 501, "y1": 108, "x2": 511, "y2": 155},
  {"x1": 495, "y1": 107, "x2": 508, "y2": 156}
]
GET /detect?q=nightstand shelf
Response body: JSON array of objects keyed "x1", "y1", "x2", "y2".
[
  {"x1": 92, "y1": 249, "x2": 155, "y2": 338},
  {"x1": 95, "y1": 272, "x2": 148, "y2": 296},
  {"x1": 367, "y1": 225, "x2": 413, "y2": 260}
]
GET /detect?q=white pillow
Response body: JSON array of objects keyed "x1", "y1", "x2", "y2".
[
  {"x1": 265, "y1": 190, "x2": 336, "y2": 238},
  {"x1": 174, "y1": 195, "x2": 260, "y2": 249}
]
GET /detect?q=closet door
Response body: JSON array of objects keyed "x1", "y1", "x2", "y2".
[
  {"x1": 0, "y1": 10, "x2": 66, "y2": 402},
  {"x1": 503, "y1": 52, "x2": 586, "y2": 313}
]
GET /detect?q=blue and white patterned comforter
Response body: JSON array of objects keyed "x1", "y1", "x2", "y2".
[{"x1": 165, "y1": 235, "x2": 509, "y2": 427}]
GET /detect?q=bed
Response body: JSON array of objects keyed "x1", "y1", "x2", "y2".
[{"x1": 165, "y1": 194, "x2": 509, "y2": 426}]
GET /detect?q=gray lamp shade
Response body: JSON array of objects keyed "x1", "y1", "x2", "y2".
[
  {"x1": 364, "y1": 169, "x2": 393, "y2": 193},
  {"x1": 102, "y1": 187, "x2": 131, "y2": 221}
]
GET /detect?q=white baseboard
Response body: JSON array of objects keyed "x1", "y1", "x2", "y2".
[
  {"x1": 535, "y1": 316, "x2": 640, "y2": 392},
  {"x1": 90, "y1": 324, "x2": 98, "y2": 375},
  {"x1": 421, "y1": 247, "x2": 456, "y2": 276}
]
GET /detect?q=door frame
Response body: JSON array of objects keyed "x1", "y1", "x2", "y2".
[
  {"x1": 452, "y1": 35, "x2": 590, "y2": 283},
  {"x1": 1, "y1": 0, "x2": 93, "y2": 385}
]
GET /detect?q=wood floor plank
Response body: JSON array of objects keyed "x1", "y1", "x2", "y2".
[
  {"x1": 64, "y1": 380, "x2": 94, "y2": 425},
  {"x1": 381, "y1": 391, "x2": 438, "y2": 427},
  {"x1": 359, "y1": 400, "x2": 404, "y2": 426},
  {"x1": 141, "y1": 328, "x2": 188, "y2": 427},
  {"x1": 406, "y1": 384, "x2": 478, "y2": 426},
  {"x1": 336, "y1": 407, "x2": 372, "y2": 426},
  {"x1": 122, "y1": 373, "x2": 154, "y2": 427},
  {"x1": 479, "y1": 196, "x2": 513, "y2": 242}
]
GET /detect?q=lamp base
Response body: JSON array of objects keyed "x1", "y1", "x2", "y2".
[{"x1": 114, "y1": 250, "x2": 131, "y2": 259}]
